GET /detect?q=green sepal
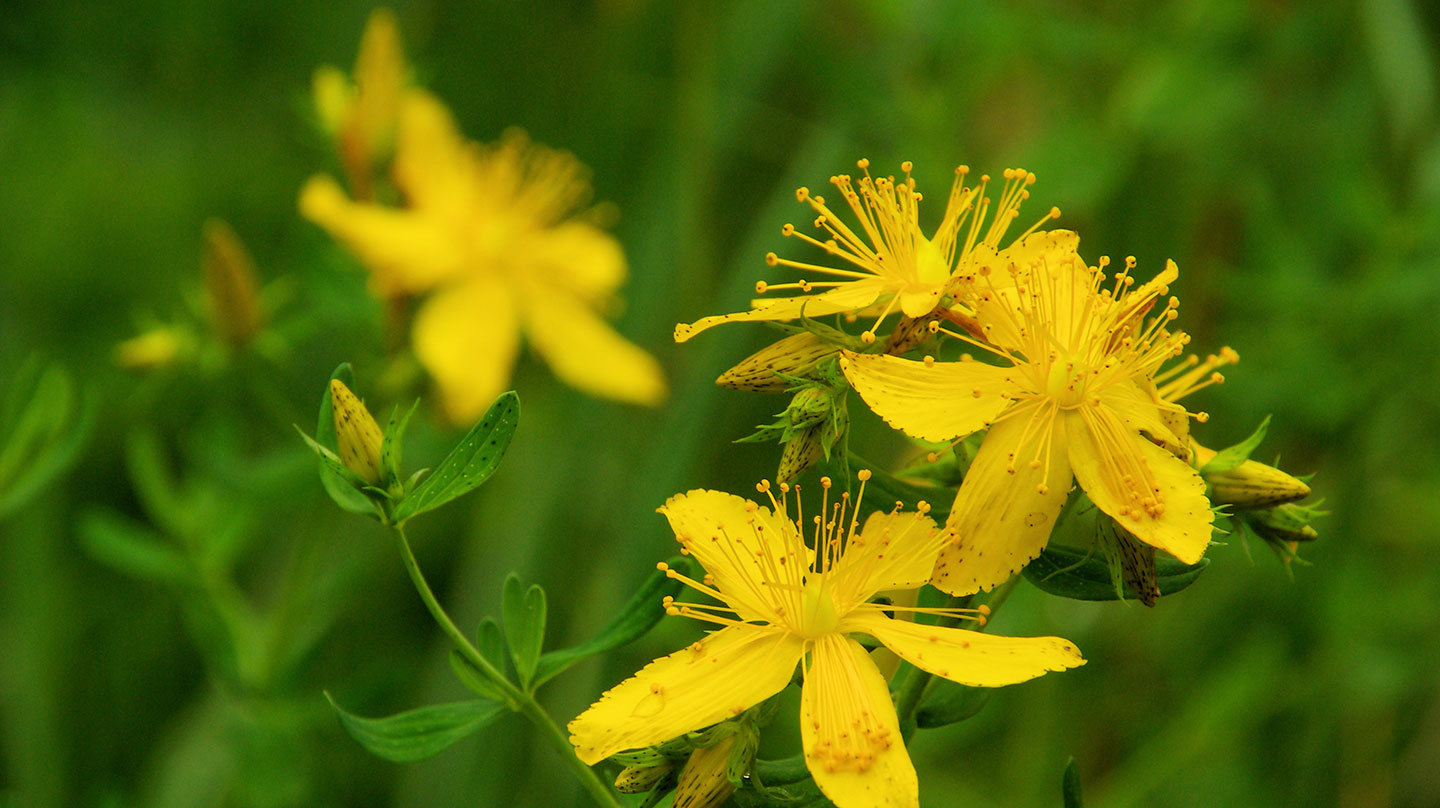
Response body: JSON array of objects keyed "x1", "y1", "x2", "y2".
[
  {"x1": 391, "y1": 392, "x2": 519, "y2": 524},
  {"x1": 915, "y1": 680, "x2": 992, "y2": 728},
  {"x1": 502, "y1": 573, "x2": 546, "y2": 690},
  {"x1": 1023, "y1": 545, "x2": 1208, "y2": 601},
  {"x1": 78, "y1": 510, "x2": 191, "y2": 586},
  {"x1": 313, "y1": 363, "x2": 376, "y2": 515},
  {"x1": 795, "y1": 308, "x2": 870, "y2": 352},
  {"x1": 1200, "y1": 415, "x2": 1271, "y2": 475},
  {"x1": 324, "y1": 692, "x2": 505, "y2": 763},
  {"x1": 533, "y1": 556, "x2": 689, "y2": 687},
  {"x1": 296, "y1": 427, "x2": 382, "y2": 518},
  {"x1": 1062, "y1": 757, "x2": 1084, "y2": 808},
  {"x1": 448, "y1": 651, "x2": 509, "y2": 704},
  {"x1": 381, "y1": 399, "x2": 420, "y2": 493}
]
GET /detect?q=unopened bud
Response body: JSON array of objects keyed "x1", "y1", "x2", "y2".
[
  {"x1": 330, "y1": 380, "x2": 385, "y2": 485},
  {"x1": 1246, "y1": 502, "x2": 1321, "y2": 543},
  {"x1": 1194, "y1": 443, "x2": 1311, "y2": 509},
  {"x1": 115, "y1": 327, "x2": 190, "y2": 370},
  {"x1": 202, "y1": 219, "x2": 264, "y2": 348},
  {"x1": 777, "y1": 423, "x2": 825, "y2": 484},
  {"x1": 674, "y1": 737, "x2": 736, "y2": 808},
  {"x1": 716, "y1": 332, "x2": 838, "y2": 392},
  {"x1": 613, "y1": 760, "x2": 672, "y2": 794}
]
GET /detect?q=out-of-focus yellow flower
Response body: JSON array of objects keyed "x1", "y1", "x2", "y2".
[
  {"x1": 115, "y1": 327, "x2": 192, "y2": 370},
  {"x1": 202, "y1": 218, "x2": 264, "y2": 348},
  {"x1": 843, "y1": 255, "x2": 1215, "y2": 596},
  {"x1": 300, "y1": 92, "x2": 666, "y2": 422},
  {"x1": 569, "y1": 475, "x2": 1082, "y2": 808},
  {"x1": 675, "y1": 161, "x2": 1062, "y2": 345},
  {"x1": 313, "y1": 8, "x2": 408, "y2": 199}
]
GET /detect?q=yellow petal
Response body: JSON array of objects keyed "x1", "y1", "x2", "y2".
[
  {"x1": 674, "y1": 280, "x2": 887, "y2": 343},
  {"x1": 526, "y1": 222, "x2": 627, "y2": 304},
  {"x1": 413, "y1": 277, "x2": 521, "y2": 424},
  {"x1": 840, "y1": 611, "x2": 1085, "y2": 686},
  {"x1": 829, "y1": 510, "x2": 946, "y2": 608},
  {"x1": 840, "y1": 353, "x2": 1015, "y2": 443},
  {"x1": 1099, "y1": 379, "x2": 1185, "y2": 458},
  {"x1": 351, "y1": 7, "x2": 406, "y2": 156},
  {"x1": 800, "y1": 635, "x2": 917, "y2": 808},
  {"x1": 393, "y1": 90, "x2": 472, "y2": 215},
  {"x1": 658, "y1": 489, "x2": 805, "y2": 623},
  {"x1": 897, "y1": 286, "x2": 941, "y2": 318},
  {"x1": 569, "y1": 626, "x2": 803, "y2": 765},
  {"x1": 520, "y1": 288, "x2": 667, "y2": 407},
  {"x1": 966, "y1": 230, "x2": 1084, "y2": 350},
  {"x1": 933, "y1": 409, "x2": 1073, "y2": 595},
  {"x1": 1066, "y1": 407, "x2": 1213, "y2": 564},
  {"x1": 299, "y1": 174, "x2": 466, "y2": 293}
]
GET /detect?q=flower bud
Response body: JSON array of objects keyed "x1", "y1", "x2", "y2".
[
  {"x1": 673, "y1": 736, "x2": 736, "y2": 808},
  {"x1": 202, "y1": 219, "x2": 264, "y2": 348},
  {"x1": 1245, "y1": 502, "x2": 1321, "y2": 543},
  {"x1": 1193, "y1": 442, "x2": 1311, "y2": 509},
  {"x1": 716, "y1": 332, "x2": 838, "y2": 392},
  {"x1": 330, "y1": 379, "x2": 385, "y2": 486},
  {"x1": 613, "y1": 759, "x2": 672, "y2": 794},
  {"x1": 114, "y1": 327, "x2": 191, "y2": 370}
]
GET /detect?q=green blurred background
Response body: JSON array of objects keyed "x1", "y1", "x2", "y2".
[{"x1": 3, "y1": 0, "x2": 1439, "y2": 805}]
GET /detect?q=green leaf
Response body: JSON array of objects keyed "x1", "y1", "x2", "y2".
[
  {"x1": 392, "y1": 392, "x2": 519, "y2": 523},
  {"x1": 1062, "y1": 757, "x2": 1084, "y2": 808},
  {"x1": 78, "y1": 510, "x2": 191, "y2": 585},
  {"x1": 915, "y1": 680, "x2": 992, "y2": 728},
  {"x1": 533, "y1": 557, "x2": 687, "y2": 687},
  {"x1": 315, "y1": 364, "x2": 375, "y2": 515},
  {"x1": 1200, "y1": 415, "x2": 1270, "y2": 475},
  {"x1": 1022, "y1": 545, "x2": 1208, "y2": 601},
  {"x1": 381, "y1": 400, "x2": 420, "y2": 489},
  {"x1": 448, "y1": 651, "x2": 507, "y2": 702},
  {"x1": 475, "y1": 616, "x2": 508, "y2": 671},
  {"x1": 502, "y1": 573, "x2": 546, "y2": 689},
  {"x1": 325, "y1": 693, "x2": 505, "y2": 763},
  {"x1": 0, "y1": 362, "x2": 95, "y2": 519}
]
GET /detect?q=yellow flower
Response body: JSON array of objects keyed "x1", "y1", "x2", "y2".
[
  {"x1": 674, "y1": 160, "x2": 1063, "y2": 345},
  {"x1": 842, "y1": 253, "x2": 1215, "y2": 596},
  {"x1": 312, "y1": 8, "x2": 408, "y2": 199},
  {"x1": 569, "y1": 475, "x2": 1083, "y2": 808},
  {"x1": 300, "y1": 91, "x2": 667, "y2": 422}
]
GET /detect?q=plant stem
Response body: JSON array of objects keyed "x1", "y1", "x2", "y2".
[
  {"x1": 392, "y1": 524, "x2": 622, "y2": 808},
  {"x1": 894, "y1": 576, "x2": 1022, "y2": 725}
]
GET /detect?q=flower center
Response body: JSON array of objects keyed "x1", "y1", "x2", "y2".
[
  {"x1": 796, "y1": 576, "x2": 841, "y2": 638},
  {"x1": 1044, "y1": 354, "x2": 1088, "y2": 409}
]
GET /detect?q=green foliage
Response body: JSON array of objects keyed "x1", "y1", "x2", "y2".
[
  {"x1": 324, "y1": 694, "x2": 506, "y2": 763},
  {"x1": 312, "y1": 363, "x2": 377, "y2": 516},
  {"x1": 1199, "y1": 415, "x2": 1271, "y2": 475},
  {"x1": 0, "y1": 358, "x2": 94, "y2": 520},
  {"x1": 501, "y1": 573, "x2": 547, "y2": 691},
  {"x1": 533, "y1": 556, "x2": 689, "y2": 688},
  {"x1": 391, "y1": 392, "x2": 520, "y2": 523},
  {"x1": 1023, "y1": 545, "x2": 1209, "y2": 602},
  {"x1": 1062, "y1": 757, "x2": 1084, "y2": 808}
]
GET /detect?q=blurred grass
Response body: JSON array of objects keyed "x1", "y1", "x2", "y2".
[{"x1": 3, "y1": 0, "x2": 1439, "y2": 806}]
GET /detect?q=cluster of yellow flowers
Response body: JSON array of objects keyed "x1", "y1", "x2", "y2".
[{"x1": 303, "y1": 14, "x2": 1315, "y2": 808}]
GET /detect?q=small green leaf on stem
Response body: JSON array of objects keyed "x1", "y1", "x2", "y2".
[
  {"x1": 1199, "y1": 415, "x2": 1270, "y2": 475},
  {"x1": 1062, "y1": 756, "x2": 1084, "y2": 808},
  {"x1": 392, "y1": 392, "x2": 519, "y2": 523},
  {"x1": 533, "y1": 556, "x2": 689, "y2": 687},
  {"x1": 502, "y1": 573, "x2": 546, "y2": 689},
  {"x1": 324, "y1": 693, "x2": 505, "y2": 763},
  {"x1": 1023, "y1": 545, "x2": 1208, "y2": 601}
]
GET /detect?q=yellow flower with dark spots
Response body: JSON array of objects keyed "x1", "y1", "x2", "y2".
[{"x1": 569, "y1": 474, "x2": 1082, "y2": 808}]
